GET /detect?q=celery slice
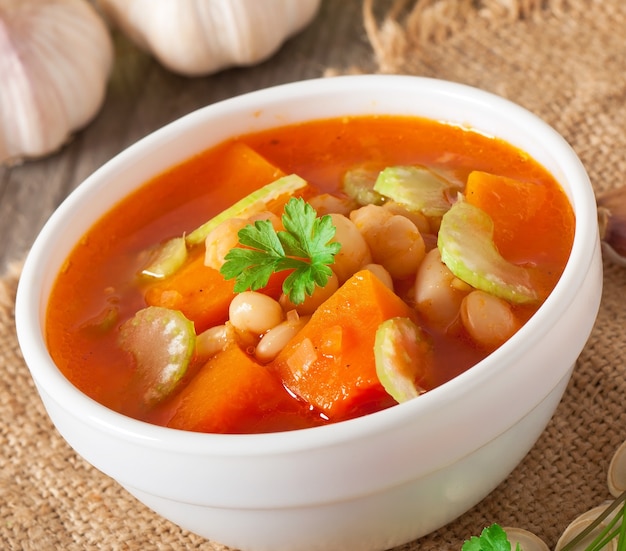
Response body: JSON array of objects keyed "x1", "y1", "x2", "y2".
[
  {"x1": 374, "y1": 317, "x2": 430, "y2": 403},
  {"x1": 141, "y1": 235, "x2": 188, "y2": 279},
  {"x1": 373, "y1": 165, "x2": 460, "y2": 217},
  {"x1": 139, "y1": 174, "x2": 308, "y2": 280},
  {"x1": 185, "y1": 174, "x2": 308, "y2": 246},
  {"x1": 341, "y1": 167, "x2": 385, "y2": 206},
  {"x1": 437, "y1": 199, "x2": 539, "y2": 304},
  {"x1": 119, "y1": 306, "x2": 196, "y2": 405}
]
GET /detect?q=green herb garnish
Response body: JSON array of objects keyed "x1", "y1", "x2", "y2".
[
  {"x1": 462, "y1": 523, "x2": 520, "y2": 551},
  {"x1": 220, "y1": 197, "x2": 341, "y2": 305}
]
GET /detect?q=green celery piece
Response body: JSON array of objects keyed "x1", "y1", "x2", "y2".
[
  {"x1": 185, "y1": 173, "x2": 308, "y2": 246},
  {"x1": 373, "y1": 165, "x2": 461, "y2": 217},
  {"x1": 119, "y1": 306, "x2": 196, "y2": 405},
  {"x1": 79, "y1": 305, "x2": 119, "y2": 335},
  {"x1": 141, "y1": 235, "x2": 187, "y2": 279},
  {"x1": 341, "y1": 166, "x2": 385, "y2": 206},
  {"x1": 438, "y1": 199, "x2": 539, "y2": 304},
  {"x1": 374, "y1": 317, "x2": 430, "y2": 403}
]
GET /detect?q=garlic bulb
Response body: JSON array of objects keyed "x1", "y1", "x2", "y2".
[
  {"x1": 97, "y1": 0, "x2": 322, "y2": 77},
  {"x1": 0, "y1": 0, "x2": 113, "y2": 165},
  {"x1": 597, "y1": 187, "x2": 626, "y2": 267}
]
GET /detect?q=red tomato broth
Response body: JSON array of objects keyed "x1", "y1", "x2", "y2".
[{"x1": 45, "y1": 115, "x2": 575, "y2": 433}]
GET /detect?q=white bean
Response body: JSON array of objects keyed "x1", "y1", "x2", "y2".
[
  {"x1": 228, "y1": 292, "x2": 284, "y2": 335},
  {"x1": 280, "y1": 270, "x2": 339, "y2": 315},
  {"x1": 329, "y1": 213, "x2": 372, "y2": 283},
  {"x1": 460, "y1": 290, "x2": 520, "y2": 349},
  {"x1": 196, "y1": 324, "x2": 234, "y2": 361},
  {"x1": 255, "y1": 315, "x2": 310, "y2": 363},
  {"x1": 414, "y1": 248, "x2": 470, "y2": 330}
]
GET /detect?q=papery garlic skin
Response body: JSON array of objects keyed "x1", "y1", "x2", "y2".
[
  {"x1": 97, "y1": 0, "x2": 322, "y2": 77},
  {"x1": 597, "y1": 187, "x2": 626, "y2": 267},
  {"x1": 0, "y1": 0, "x2": 113, "y2": 165}
]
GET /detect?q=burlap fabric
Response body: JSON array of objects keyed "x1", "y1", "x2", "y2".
[{"x1": 3, "y1": 1, "x2": 626, "y2": 549}]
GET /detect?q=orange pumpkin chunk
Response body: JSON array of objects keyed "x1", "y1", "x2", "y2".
[
  {"x1": 167, "y1": 344, "x2": 306, "y2": 434},
  {"x1": 270, "y1": 269, "x2": 417, "y2": 420}
]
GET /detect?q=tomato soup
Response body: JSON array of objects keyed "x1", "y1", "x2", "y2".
[{"x1": 46, "y1": 115, "x2": 574, "y2": 433}]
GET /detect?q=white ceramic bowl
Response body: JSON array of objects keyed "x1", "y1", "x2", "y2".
[{"x1": 15, "y1": 75, "x2": 602, "y2": 551}]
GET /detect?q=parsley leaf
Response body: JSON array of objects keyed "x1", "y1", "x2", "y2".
[
  {"x1": 462, "y1": 524, "x2": 518, "y2": 551},
  {"x1": 220, "y1": 197, "x2": 341, "y2": 305}
]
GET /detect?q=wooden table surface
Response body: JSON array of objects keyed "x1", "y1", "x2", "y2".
[{"x1": 0, "y1": 0, "x2": 377, "y2": 275}]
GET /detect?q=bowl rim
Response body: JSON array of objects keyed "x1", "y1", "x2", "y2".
[{"x1": 15, "y1": 74, "x2": 598, "y2": 457}]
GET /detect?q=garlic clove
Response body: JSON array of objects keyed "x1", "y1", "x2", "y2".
[
  {"x1": 608, "y1": 439, "x2": 626, "y2": 497},
  {"x1": 597, "y1": 187, "x2": 626, "y2": 266},
  {"x1": 97, "y1": 0, "x2": 322, "y2": 77},
  {"x1": 0, "y1": 0, "x2": 113, "y2": 165},
  {"x1": 501, "y1": 527, "x2": 550, "y2": 551}
]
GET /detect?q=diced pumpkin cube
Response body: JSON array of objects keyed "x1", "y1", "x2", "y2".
[
  {"x1": 270, "y1": 269, "x2": 418, "y2": 420},
  {"x1": 144, "y1": 253, "x2": 236, "y2": 334},
  {"x1": 465, "y1": 171, "x2": 549, "y2": 263},
  {"x1": 167, "y1": 344, "x2": 307, "y2": 434}
]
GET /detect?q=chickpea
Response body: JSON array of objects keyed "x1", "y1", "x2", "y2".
[
  {"x1": 204, "y1": 218, "x2": 249, "y2": 270},
  {"x1": 350, "y1": 204, "x2": 425, "y2": 279},
  {"x1": 382, "y1": 200, "x2": 430, "y2": 234},
  {"x1": 280, "y1": 270, "x2": 339, "y2": 315},
  {"x1": 204, "y1": 212, "x2": 281, "y2": 270},
  {"x1": 374, "y1": 215, "x2": 425, "y2": 279},
  {"x1": 362, "y1": 263, "x2": 394, "y2": 291},
  {"x1": 248, "y1": 210, "x2": 283, "y2": 231},
  {"x1": 460, "y1": 290, "x2": 520, "y2": 350},
  {"x1": 350, "y1": 204, "x2": 391, "y2": 235},
  {"x1": 414, "y1": 248, "x2": 471, "y2": 330},
  {"x1": 328, "y1": 213, "x2": 372, "y2": 283},
  {"x1": 308, "y1": 193, "x2": 357, "y2": 216},
  {"x1": 228, "y1": 292, "x2": 284, "y2": 335}
]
